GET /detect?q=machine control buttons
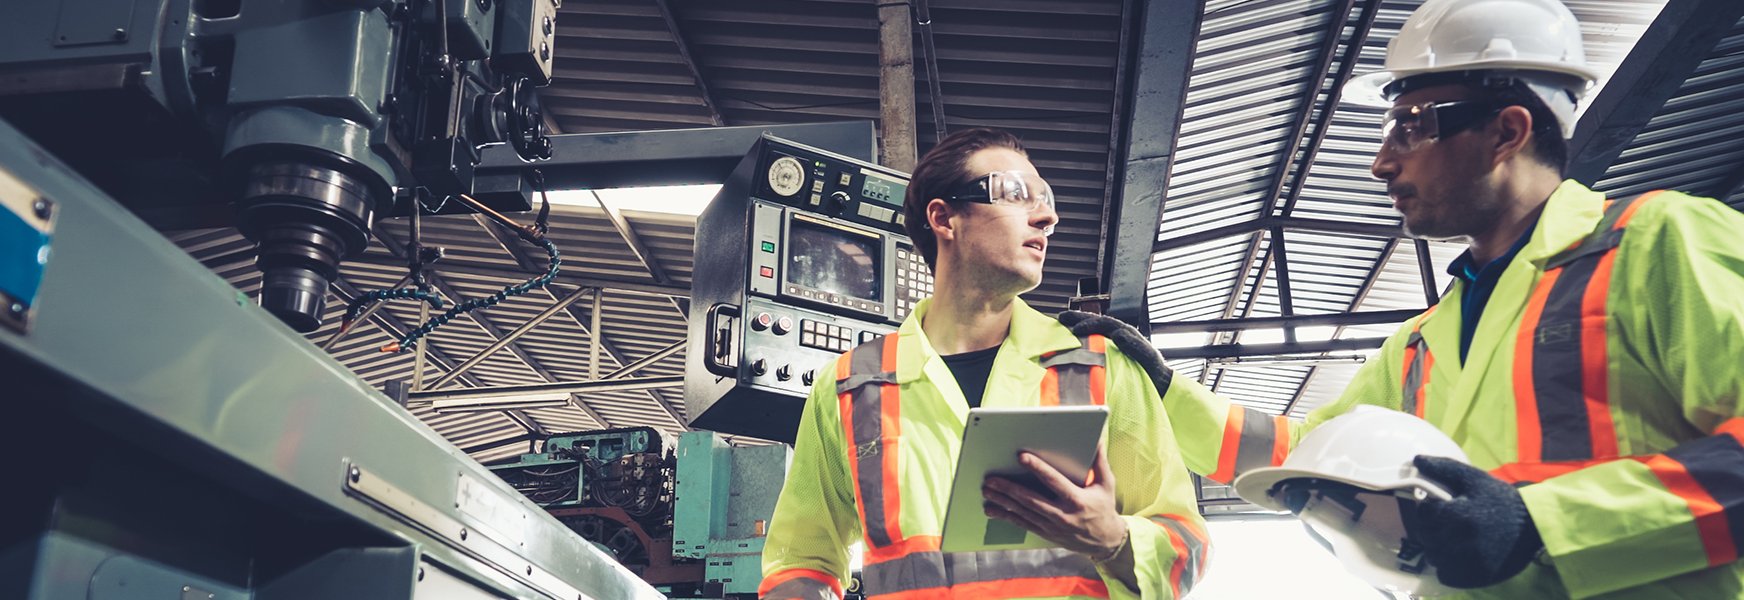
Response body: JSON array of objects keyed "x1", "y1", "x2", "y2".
[
  {"x1": 829, "y1": 191, "x2": 851, "y2": 211},
  {"x1": 812, "y1": 179, "x2": 826, "y2": 193},
  {"x1": 839, "y1": 173, "x2": 853, "y2": 186},
  {"x1": 860, "y1": 331, "x2": 880, "y2": 344},
  {"x1": 752, "y1": 312, "x2": 773, "y2": 331},
  {"x1": 759, "y1": 266, "x2": 774, "y2": 278},
  {"x1": 768, "y1": 156, "x2": 805, "y2": 197},
  {"x1": 752, "y1": 359, "x2": 768, "y2": 376},
  {"x1": 802, "y1": 370, "x2": 816, "y2": 386},
  {"x1": 801, "y1": 319, "x2": 857, "y2": 353},
  {"x1": 761, "y1": 241, "x2": 775, "y2": 253},
  {"x1": 810, "y1": 193, "x2": 822, "y2": 206},
  {"x1": 776, "y1": 365, "x2": 792, "y2": 381},
  {"x1": 774, "y1": 316, "x2": 793, "y2": 335}
]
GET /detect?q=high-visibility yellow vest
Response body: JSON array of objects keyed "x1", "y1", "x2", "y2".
[
  {"x1": 762, "y1": 299, "x2": 1207, "y2": 600},
  {"x1": 1164, "y1": 181, "x2": 1744, "y2": 599}
]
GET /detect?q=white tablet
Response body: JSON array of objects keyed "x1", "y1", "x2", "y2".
[{"x1": 938, "y1": 405, "x2": 1110, "y2": 553}]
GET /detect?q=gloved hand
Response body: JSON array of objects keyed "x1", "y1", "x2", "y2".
[
  {"x1": 1056, "y1": 311, "x2": 1173, "y2": 398},
  {"x1": 1412, "y1": 455, "x2": 1544, "y2": 589}
]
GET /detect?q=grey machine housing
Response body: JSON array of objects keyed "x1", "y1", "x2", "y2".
[{"x1": 686, "y1": 135, "x2": 934, "y2": 443}]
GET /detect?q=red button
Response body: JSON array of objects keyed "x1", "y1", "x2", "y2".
[{"x1": 759, "y1": 266, "x2": 774, "y2": 278}]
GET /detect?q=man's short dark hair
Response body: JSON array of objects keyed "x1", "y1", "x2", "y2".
[
  {"x1": 902, "y1": 128, "x2": 1027, "y2": 269},
  {"x1": 1468, "y1": 79, "x2": 1569, "y2": 176}
]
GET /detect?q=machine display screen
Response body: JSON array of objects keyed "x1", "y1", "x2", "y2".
[
  {"x1": 860, "y1": 174, "x2": 904, "y2": 207},
  {"x1": 787, "y1": 217, "x2": 882, "y2": 302}
]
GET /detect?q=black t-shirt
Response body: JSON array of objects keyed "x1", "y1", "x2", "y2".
[{"x1": 940, "y1": 344, "x2": 1001, "y2": 408}]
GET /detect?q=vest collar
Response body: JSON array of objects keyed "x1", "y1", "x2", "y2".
[{"x1": 893, "y1": 297, "x2": 1082, "y2": 384}]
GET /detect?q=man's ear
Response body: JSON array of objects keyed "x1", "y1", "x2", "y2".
[
  {"x1": 1491, "y1": 105, "x2": 1534, "y2": 167},
  {"x1": 926, "y1": 198, "x2": 957, "y2": 242}
]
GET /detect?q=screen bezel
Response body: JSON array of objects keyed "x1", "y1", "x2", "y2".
[{"x1": 778, "y1": 213, "x2": 888, "y2": 320}]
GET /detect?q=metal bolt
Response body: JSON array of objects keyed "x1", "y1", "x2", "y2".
[
  {"x1": 8, "y1": 303, "x2": 24, "y2": 318},
  {"x1": 31, "y1": 198, "x2": 51, "y2": 221},
  {"x1": 348, "y1": 466, "x2": 361, "y2": 483},
  {"x1": 460, "y1": 528, "x2": 468, "y2": 540},
  {"x1": 418, "y1": 567, "x2": 425, "y2": 581},
  {"x1": 526, "y1": 566, "x2": 533, "y2": 575},
  {"x1": 113, "y1": 28, "x2": 126, "y2": 40}
]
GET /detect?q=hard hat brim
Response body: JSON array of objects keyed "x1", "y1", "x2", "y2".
[
  {"x1": 1231, "y1": 466, "x2": 1453, "y2": 512},
  {"x1": 1342, "y1": 61, "x2": 1602, "y2": 108}
]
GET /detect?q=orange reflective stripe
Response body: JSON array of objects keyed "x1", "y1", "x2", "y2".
[
  {"x1": 1612, "y1": 190, "x2": 1662, "y2": 229},
  {"x1": 1581, "y1": 249, "x2": 1619, "y2": 459},
  {"x1": 1040, "y1": 369, "x2": 1060, "y2": 406},
  {"x1": 864, "y1": 535, "x2": 941, "y2": 564},
  {"x1": 869, "y1": 577, "x2": 1110, "y2": 600},
  {"x1": 1210, "y1": 404, "x2": 1245, "y2": 483},
  {"x1": 1641, "y1": 454, "x2": 1739, "y2": 566},
  {"x1": 1490, "y1": 457, "x2": 1630, "y2": 485},
  {"x1": 1088, "y1": 335, "x2": 1107, "y2": 406},
  {"x1": 761, "y1": 568, "x2": 846, "y2": 599},
  {"x1": 1271, "y1": 414, "x2": 1290, "y2": 467},
  {"x1": 1719, "y1": 418, "x2": 1744, "y2": 440},
  {"x1": 1514, "y1": 268, "x2": 1560, "y2": 464}
]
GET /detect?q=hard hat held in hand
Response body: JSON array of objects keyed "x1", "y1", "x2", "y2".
[
  {"x1": 1233, "y1": 405, "x2": 1470, "y2": 597},
  {"x1": 1343, "y1": 0, "x2": 1600, "y2": 138}
]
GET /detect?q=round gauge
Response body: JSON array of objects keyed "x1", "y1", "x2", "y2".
[{"x1": 767, "y1": 156, "x2": 805, "y2": 197}]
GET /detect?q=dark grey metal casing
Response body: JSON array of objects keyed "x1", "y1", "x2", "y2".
[{"x1": 685, "y1": 135, "x2": 929, "y2": 443}]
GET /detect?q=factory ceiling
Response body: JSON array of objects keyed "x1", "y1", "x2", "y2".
[{"x1": 169, "y1": 0, "x2": 1744, "y2": 471}]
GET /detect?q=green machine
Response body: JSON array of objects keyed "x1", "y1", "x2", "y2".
[{"x1": 489, "y1": 428, "x2": 791, "y2": 599}]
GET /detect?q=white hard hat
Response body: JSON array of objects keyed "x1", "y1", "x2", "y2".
[
  {"x1": 1344, "y1": 0, "x2": 1601, "y2": 138},
  {"x1": 1233, "y1": 405, "x2": 1470, "y2": 597}
]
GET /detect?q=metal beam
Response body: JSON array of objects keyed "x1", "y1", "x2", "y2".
[
  {"x1": 1159, "y1": 337, "x2": 1389, "y2": 359},
  {"x1": 591, "y1": 190, "x2": 671, "y2": 284},
  {"x1": 1566, "y1": 0, "x2": 1744, "y2": 186},
  {"x1": 1096, "y1": 0, "x2": 1138, "y2": 279},
  {"x1": 551, "y1": 286, "x2": 692, "y2": 430},
  {"x1": 422, "y1": 274, "x2": 610, "y2": 430},
  {"x1": 601, "y1": 339, "x2": 685, "y2": 380},
  {"x1": 1103, "y1": 0, "x2": 1207, "y2": 331},
  {"x1": 1414, "y1": 239, "x2": 1440, "y2": 307},
  {"x1": 472, "y1": 214, "x2": 542, "y2": 272},
  {"x1": 915, "y1": 0, "x2": 947, "y2": 145},
  {"x1": 651, "y1": 0, "x2": 725, "y2": 127},
  {"x1": 1152, "y1": 309, "x2": 1423, "y2": 333},
  {"x1": 1276, "y1": 0, "x2": 1383, "y2": 217},
  {"x1": 322, "y1": 274, "x2": 414, "y2": 351},
  {"x1": 349, "y1": 253, "x2": 690, "y2": 298},
  {"x1": 1711, "y1": 158, "x2": 1744, "y2": 204},
  {"x1": 478, "y1": 123, "x2": 878, "y2": 190},
  {"x1": 406, "y1": 376, "x2": 686, "y2": 403},
  {"x1": 427, "y1": 285, "x2": 593, "y2": 390},
  {"x1": 1270, "y1": 228, "x2": 1298, "y2": 343},
  {"x1": 1257, "y1": 0, "x2": 1360, "y2": 220},
  {"x1": 1153, "y1": 216, "x2": 1408, "y2": 254}
]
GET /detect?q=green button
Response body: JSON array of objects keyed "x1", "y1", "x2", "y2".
[{"x1": 761, "y1": 241, "x2": 776, "y2": 253}]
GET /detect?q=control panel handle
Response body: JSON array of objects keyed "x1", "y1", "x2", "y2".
[{"x1": 705, "y1": 303, "x2": 741, "y2": 378}]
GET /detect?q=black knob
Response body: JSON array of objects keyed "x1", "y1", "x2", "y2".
[
  {"x1": 776, "y1": 365, "x2": 792, "y2": 381},
  {"x1": 751, "y1": 359, "x2": 768, "y2": 376},
  {"x1": 829, "y1": 191, "x2": 851, "y2": 211},
  {"x1": 801, "y1": 370, "x2": 816, "y2": 386},
  {"x1": 773, "y1": 316, "x2": 794, "y2": 335}
]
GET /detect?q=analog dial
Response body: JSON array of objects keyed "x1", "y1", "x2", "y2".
[{"x1": 768, "y1": 156, "x2": 805, "y2": 197}]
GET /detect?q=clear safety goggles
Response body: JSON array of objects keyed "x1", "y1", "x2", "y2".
[
  {"x1": 1381, "y1": 100, "x2": 1503, "y2": 154},
  {"x1": 946, "y1": 170, "x2": 1056, "y2": 214}
]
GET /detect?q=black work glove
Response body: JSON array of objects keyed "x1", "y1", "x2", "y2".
[
  {"x1": 1056, "y1": 311, "x2": 1173, "y2": 399},
  {"x1": 1412, "y1": 455, "x2": 1544, "y2": 589}
]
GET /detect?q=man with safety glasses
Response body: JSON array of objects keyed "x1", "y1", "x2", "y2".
[
  {"x1": 760, "y1": 128, "x2": 1209, "y2": 600},
  {"x1": 1063, "y1": 0, "x2": 1744, "y2": 598}
]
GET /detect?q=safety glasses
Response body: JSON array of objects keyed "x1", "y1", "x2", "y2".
[
  {"x1": 1381, "y1": 100, "x2": 1504, "y2": 154},
  {"x1": 945, "y1": 170, "x2": 1056, "y2": 214}
]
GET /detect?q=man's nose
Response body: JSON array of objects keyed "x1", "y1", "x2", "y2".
[{"x1": 1371, "y1": 147, "x2": 1399, "y2": 182}]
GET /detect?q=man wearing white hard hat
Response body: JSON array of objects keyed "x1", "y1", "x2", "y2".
[{"x1": 1062, "y1": 0, "x2": 1744, "y2": 597}]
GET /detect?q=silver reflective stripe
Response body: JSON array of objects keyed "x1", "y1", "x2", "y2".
[
  {"x1": 1402, "y1": 331, "x2": 1428, "y2": 416},
  {"x1": 1232, "y1": 406, "x2": 1278, "y2": 477},
  {"x1": 838, "y1": 371, "x2": 898, "y2": 394},
  {"x1": 1039, "y1": 347, "x2": 1106, "y2": 369},
  {"x1": 764, "y1": 575, "x2": 838, "y2": 600},
  {"x1": 845, "y1": 336, "x2": 897, "y2": 548},
  {"x1": 861, "y1": 548, "x2": 1101, "y2": 595},
  {"x1": 1150, "y1": 516, "x2": 1207, "y2": 592}
]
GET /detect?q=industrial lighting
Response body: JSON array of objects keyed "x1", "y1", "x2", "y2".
[
  {"x1": 431, "y1": 392, "x2": 571, "y2": 414},
  {"x1": 542, "y1": 184, "x2": 724, "y2": 216}
]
